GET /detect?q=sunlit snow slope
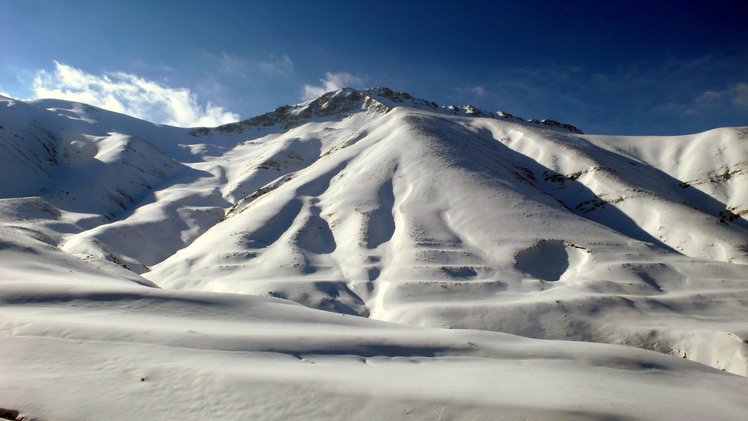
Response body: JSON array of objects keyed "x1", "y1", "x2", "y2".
[{"x1": 2, "y1": 89, "x2": 748, "y2": 420}]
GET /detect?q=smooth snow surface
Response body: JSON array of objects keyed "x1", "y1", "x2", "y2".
[{"x1": 1, "y1": 88, "x2": 748, "y2": 420}]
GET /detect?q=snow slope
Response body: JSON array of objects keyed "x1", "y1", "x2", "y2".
[{"x1": 1, "y1": 89, "x2": 748, "y2": 420}]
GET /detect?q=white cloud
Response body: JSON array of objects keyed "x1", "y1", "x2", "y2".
[
  {"x1": 32, "y1": 61, "x2": 240, "y2": 127},
  {"x1": 301, "y1": 72, "x2": 363, "y2": 100}
]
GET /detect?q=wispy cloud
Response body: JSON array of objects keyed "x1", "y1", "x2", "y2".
[
  {"x1": 32, "y1": 61, "x2": 240, "y2": 127},
  {"x1": 658, "y1": 83, "x2": 748, "y2": 118},
  {"x1": 259, "y1": 54, "x2": 294, "y2": 74},
  {"x1": 469, "y1": 86, "x2": 487, "y2": 96},
  {"x1": 451, "y1": 85, "x2": 488, "y2": 102},
  {"x1": 301, "y1": 72, "x2": 363, "y2": 100},
  {"x1": 217, "y1": 52, "x2": 294, "y2": 77},
  {"x1": 692, "y1": 83, "x2": 748, "y2": 113},
  {"x1": 449, "y1": 52, "x2": 748, "y2": 135}
]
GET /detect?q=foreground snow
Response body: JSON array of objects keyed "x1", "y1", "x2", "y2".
[
  {"x1": 4, "y1": 285, "x2": 748, "y2": 420},
  {"x1": 1, "y1": 89, "x2": 748, "y2": 420}
]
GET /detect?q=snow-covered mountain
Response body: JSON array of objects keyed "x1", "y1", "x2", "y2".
[{"x1": 2, "y1": 88, "x2": 748, "y2": 420}]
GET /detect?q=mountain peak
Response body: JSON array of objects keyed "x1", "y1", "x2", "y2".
[
  {"x1": 190, "y1": 87, "x2": 583, "y2": 137},
  {"x1": 4, "y1": 85, "x2": 748, "y2": 419}
]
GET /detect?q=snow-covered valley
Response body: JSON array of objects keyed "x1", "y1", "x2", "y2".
[{"x1": 2, "y1": 88, "x2": 748, "y2": 420}]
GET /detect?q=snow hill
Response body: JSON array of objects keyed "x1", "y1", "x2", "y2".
[{"x1": 2, "y1": 88, "x2": 748, "y2": 420}]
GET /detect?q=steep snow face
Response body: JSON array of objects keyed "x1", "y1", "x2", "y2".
[
  {"x1": 142, "y1": 105, "x2": 748, "y2": 375},
  {"x1": 0, "y1": 97, "x2": 60, "y2": 198},
  {"x1": 2, "y1": 87, "x2": 748, "y2": 391},
  {"x1": 149, "y1": 108, "x2": 612, "y2": 297}
]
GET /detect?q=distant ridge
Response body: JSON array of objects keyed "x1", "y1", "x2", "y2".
[{"x1": 189, "y1": 87, "x2": 583, "y2": 136}]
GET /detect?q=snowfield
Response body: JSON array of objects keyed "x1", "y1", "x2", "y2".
[{"x1": 1, "y1": 88, "x2": 748, "y2": 420}]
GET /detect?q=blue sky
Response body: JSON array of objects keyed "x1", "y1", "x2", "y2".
[{"x1": 1, "y1": 0, "x2": 746, "y2": 134}]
